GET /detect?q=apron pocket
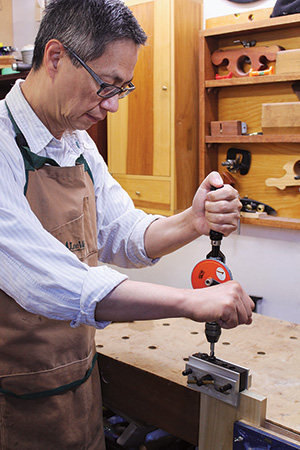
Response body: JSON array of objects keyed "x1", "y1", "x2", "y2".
[{"x1": 51, "y1": 197, "x2": 97, "y2": 263}]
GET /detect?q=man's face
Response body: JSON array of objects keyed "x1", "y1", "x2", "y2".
[{"x1": 55, "y1": 39, "x2": 139, "y2": 133}]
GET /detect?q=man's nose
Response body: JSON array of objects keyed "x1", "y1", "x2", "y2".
[{"x1": 100, "y1": 95, "x2": 119, "y2": 113}]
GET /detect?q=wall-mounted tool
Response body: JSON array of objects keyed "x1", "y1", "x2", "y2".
[
  {"x1": 233, "y1": 39, "x2": 257, "y2": 49},
  {"x1": 212, "y1": 44, "x2": 283, "y2": 77},
  {"x1": 240, "y1": 196, "x2": 277, "y2": 215},
  {"x1": 215, "y1": 72, "x2": 233, "y2": 80},
  {"x1": 211, "y1": 120, "x2": 247, "y2": 136},
  {"x1": 222, "y1": 148, "x2": 251, "y2": 175},
  {"x1": 265, "y1": 158, "x2": 300, "y2": 190},
  {"x1": 249, "y1": 66, "x2": 274, "y2": 76}
]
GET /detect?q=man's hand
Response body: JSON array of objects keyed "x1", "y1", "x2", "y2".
[
  {"x1": 144, "y1": 171, "x2": 241, "y2": 259},
  {"x1": 96, "y1": 279, "x2": 255, "y2": 329},
  {"x1": 187, "y1": 280, "x2": 254, "y2": 329},
  {"x1": 191, "y1": 171, "x2": 241, "y2": 237}
]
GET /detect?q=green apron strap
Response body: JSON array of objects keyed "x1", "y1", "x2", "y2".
[
  {"x1": 6, "y1": 101, "x2": 60, "y2": 171},
  {"x1": 76, "y1": 153, "x2": 94, "y2": 184},
  {"x1": 5, "y1": 102, "x2": 94, "y2": 192},
  {"x1": 0, "y1": 353, "x2": 98, "y2": 400},
  {"x1": 6, "y1": 102, "x2": 60, "y2": 194}
]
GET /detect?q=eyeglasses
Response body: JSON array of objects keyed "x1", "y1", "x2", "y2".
[{"x1": 63, "y1": 45, "x2": 136, "y2": 99}]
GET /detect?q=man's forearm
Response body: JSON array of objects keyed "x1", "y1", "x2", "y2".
[
  {"x1": 144, "y1": 207, "x2": 199, "y2": 259},
  {"x1": 95, "y1": 279, "x2": 190, "y2": 322},
  {"x1": 95, "y1": 278, "x2": 255, "y2": 329}
]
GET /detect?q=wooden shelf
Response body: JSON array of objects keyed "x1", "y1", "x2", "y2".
[
  {"x1": 203, "y1": 11, "x2": 300, "y2": 38},
  {"x1": 205, "y1": 73, "x2": 300, "y2": 88},
  {"x1": 206, "y1": 134, "x2": 300, "y2": 144},
  {"x1": 241, "y1": 215, "x2": 300, "y2": 230}
]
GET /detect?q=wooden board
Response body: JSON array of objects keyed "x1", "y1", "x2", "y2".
[
  {"x1": 276, "y1": 49, "x2": 300, "y2": 75},
  {"x1": 198, "y1": 390, "x2": 266, "y2": 449},
  {"x1": 95, "y1": 314, "x2": 300, "y2": 435},
  {"x1": 262, "y1": 102, "x2": 300, "y2": 134},
  {"x1": 206, "y1": 8, "x2": 273, "y2": 29}
]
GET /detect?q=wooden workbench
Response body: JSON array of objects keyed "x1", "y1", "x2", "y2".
[{"x1": 96, "y1": 313, "x2": 300, "y2": 448}]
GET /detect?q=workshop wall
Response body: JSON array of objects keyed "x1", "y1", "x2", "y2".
[
  {"x1": 9, "y1": 0, "x2": 300, "y2": 324},
  {"x1": 11, "y1": 0, "x2": 39, "y2": 58}
]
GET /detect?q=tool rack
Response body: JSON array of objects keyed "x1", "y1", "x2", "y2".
[{"x1": 199, "y1": 11, "x2": 300, "y2": 230}]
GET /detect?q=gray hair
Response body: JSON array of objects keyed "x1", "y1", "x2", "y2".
[{"x1": 32, "y1": 0, "x2": 147, "y2": 70}]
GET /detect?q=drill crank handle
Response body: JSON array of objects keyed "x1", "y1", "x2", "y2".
[
  {"x1": 207, "y1": 185, "x2": 225, "y2": 262},
  {"x1": 209, "y1": 185, "x2": 224, "y2": 242}
]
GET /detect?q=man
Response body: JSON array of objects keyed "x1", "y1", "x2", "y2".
[{"x1": 0, "y1": 0, "x2": 254, "y2": 448}]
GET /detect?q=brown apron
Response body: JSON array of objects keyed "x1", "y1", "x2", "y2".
[{"x1": 0, "y1": 107, "x2": 105, "y2": 450}]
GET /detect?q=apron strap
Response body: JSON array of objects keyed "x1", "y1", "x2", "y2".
[
  {"x1": 6, "y1": 102, "x2": 60, "y2": 171},
  {"x1": 5, "y1": 102, "x2": 94, "y2": 193},
  {"x1": 76, "y1": 153, "x2": 94, "y2": 184},
  {"x1": 0, "y1": 353, "x2": 98, "y2": 400}
]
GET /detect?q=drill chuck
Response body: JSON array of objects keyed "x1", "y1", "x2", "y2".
[
  {"x1": 205, "y1": 322, "x2": 221, "y2": 344},
  {"x1": 205, "y1": 322, "x2": 221, "y2": 358}
]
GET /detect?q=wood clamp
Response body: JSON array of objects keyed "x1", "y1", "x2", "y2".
[
  {"x1": 222, "y1": 148, "x2": 251, "y2": 175},
  {"x1": 212, "y1": 45, "x2": 283, "y2": 77}
]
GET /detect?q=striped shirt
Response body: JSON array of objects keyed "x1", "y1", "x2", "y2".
[{"x1": 0, "y1": 79, "x2": 159, "y2": 329}]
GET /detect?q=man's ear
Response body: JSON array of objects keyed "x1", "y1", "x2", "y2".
[{"x1": 44, "y1": 39, "x2": 65, "y2": 79}]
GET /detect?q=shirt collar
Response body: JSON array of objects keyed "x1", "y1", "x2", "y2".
[{"x1": 6, "y1": 79, "x2": 60, "y2": 155}]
